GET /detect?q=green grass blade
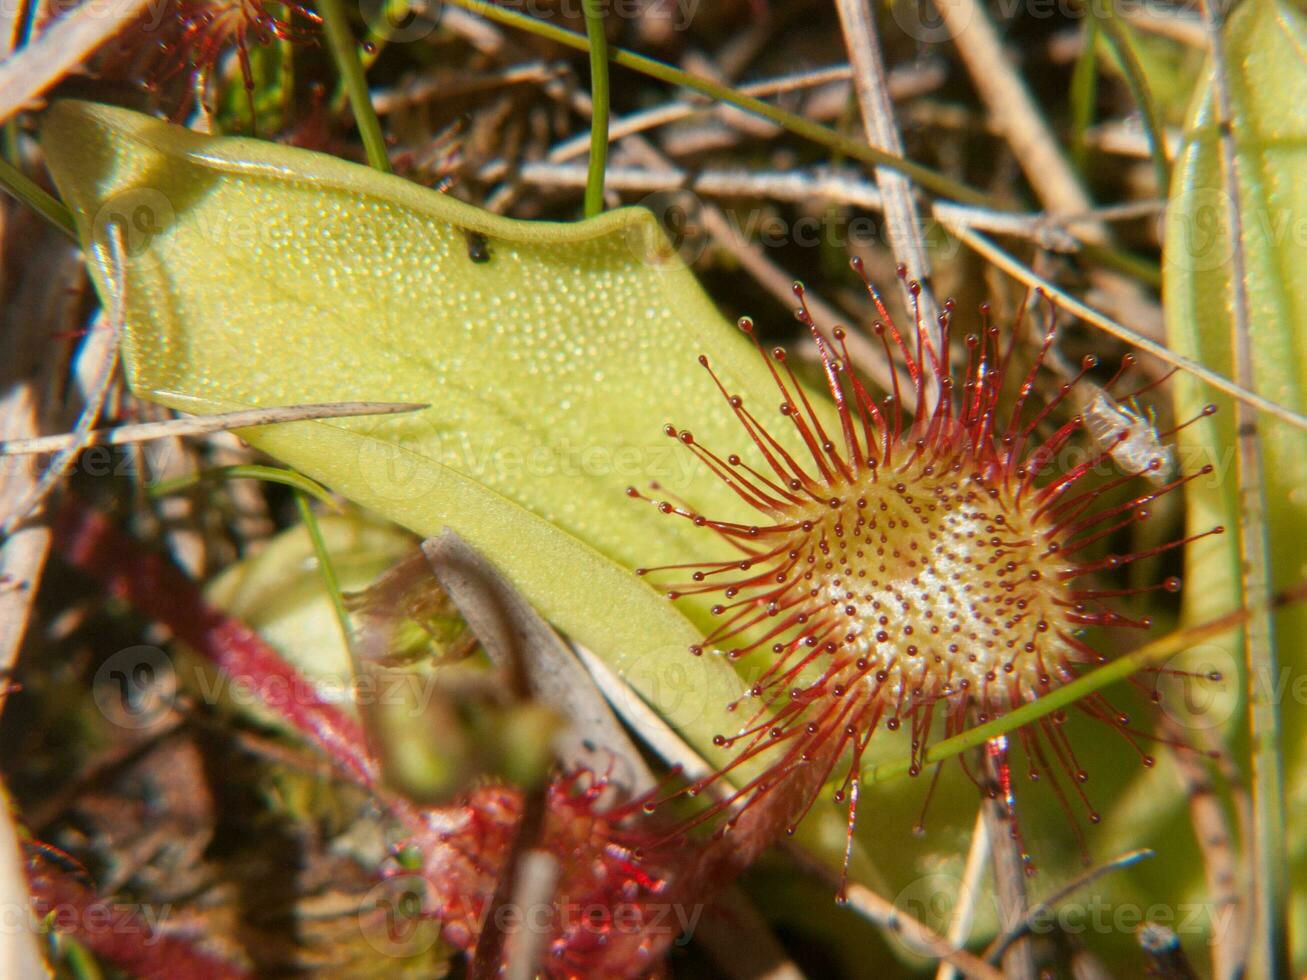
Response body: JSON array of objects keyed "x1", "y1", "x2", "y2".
[
  {"x1": 0, "y1": 154, "x2": 75, "y2": 237},
  {"x1": 580, "y1": 0, "x2": 610, "y2": 218},
  {"x1": 318, "y1": 0, "x2": 391, "y2": 173}
]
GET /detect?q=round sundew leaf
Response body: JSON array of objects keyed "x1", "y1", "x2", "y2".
[
  {"x1": 38, "y1": 99, "x2": 807, "y2": 771},
  {"x1": 1163, "y1": 0, "x2": 1307, "y2": 960}
]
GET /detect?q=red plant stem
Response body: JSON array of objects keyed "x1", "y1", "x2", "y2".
[
  {"x1": 52, "y1": 498, "x2": 379, "y2": 790},
  {"x1": 27, "y1": 852, "x2": 252, "y2": 980}
]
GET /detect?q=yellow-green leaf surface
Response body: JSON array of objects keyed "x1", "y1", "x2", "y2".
[
  {"x1": 1163, "y1": 0, "x2": 1307, "y2": 962},
  {"x1": 39, "y1": 99, "x2": 803, "y2": 768}
]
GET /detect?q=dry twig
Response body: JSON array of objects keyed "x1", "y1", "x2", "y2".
[
  {"x1": 935, "y1": 807, "x2": 990, "y2": 980},
  {"x1": 0, "y1": 401, "x2": 429, "y2": 457},
  {"x1": 0, "y1": 0, "x2": 154, "y2": 123},
  {"x1": 835, "y1": 0, "x2": 940, "y2": 330},
  {"x1": 942, "y1": 221, "x2": 1307, "y2": 435}
]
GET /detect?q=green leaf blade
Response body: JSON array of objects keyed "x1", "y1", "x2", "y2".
[
  {"x1": 41, "y1": 98, "x2": 776, "y2": 755},
  {"x1": 1163, "y1": 0, "x2": 1307, "y2": 967}
]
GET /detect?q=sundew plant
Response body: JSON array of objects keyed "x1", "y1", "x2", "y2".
[{"x1": 0, "y1": 0, "x2": 1304, "y2": 977}]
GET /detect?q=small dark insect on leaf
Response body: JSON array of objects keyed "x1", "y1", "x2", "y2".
[{"x1": 464, "y1": 230, "x2": 491, "y2": 264}]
